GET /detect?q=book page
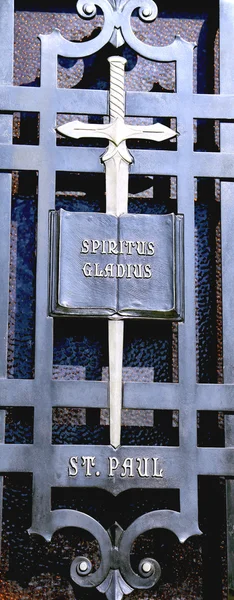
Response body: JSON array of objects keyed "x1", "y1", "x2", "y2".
[
  {"x1": 117, "y1": 213, "x2": 176, "y2": 317},
  {"x1": 58, "y1": 210, "x2": 118, "y2": 315}
]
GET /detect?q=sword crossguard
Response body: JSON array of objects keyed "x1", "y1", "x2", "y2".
[{"x1": 57, "y1": 55, "x2": 178, "y2": 164}]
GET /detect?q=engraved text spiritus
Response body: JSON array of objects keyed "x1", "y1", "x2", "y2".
[{"x1": 81, "y1": 238, "x2": 154, "y2": 279}]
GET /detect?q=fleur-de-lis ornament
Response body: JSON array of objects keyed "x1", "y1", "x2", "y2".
[{"x1": 76, "y1": 0, "x2": 158, "y2": 47}]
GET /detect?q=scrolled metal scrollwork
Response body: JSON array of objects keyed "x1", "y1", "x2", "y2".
[
  {"x1": 28, "y1": 503, "x2": 202, "y2": 598},
  {"x1": 76, "y1": 0, "x2": 158, "y2": 48},
  {"x1": 117, "y1": 509, "x2": 201, "y2": 591},
  {"x1": 70, "y1": 556, "x2": 93, "y2": 579},
  {"x1": 67, "y1": 519, "x2": 163, "y2": 598},
  {"x1": 29, "y1": 509, "x2": 112, "y2": 589},
  {"x1": 77, "y1": 0, "x2": 97, "y2": 19},
  {"x1": 138, "y1": 557, "x2": 161, "y2": 579},
  {"x1": 31, "y1": 516, "x2": 164, "y2": 598}
]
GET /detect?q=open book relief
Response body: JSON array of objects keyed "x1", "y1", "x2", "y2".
[{"x1": 50, "y1": 209, "x2": 184, "y2": 319}]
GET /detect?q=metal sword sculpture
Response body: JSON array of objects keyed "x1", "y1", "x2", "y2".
[{"x1": 57, "y1": 56, "x2": 178, "y2": 448}]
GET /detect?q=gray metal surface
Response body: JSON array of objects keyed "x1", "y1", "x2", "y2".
[
  {"x1": 220, "y1": 2, "x2": 234, "y2": 598},
  {"x1": 0, "y1": 0, "x2": 14, "y2": 558},
  {"x1": 0, "y1": 0, "x2": 233, "y2": 598}
]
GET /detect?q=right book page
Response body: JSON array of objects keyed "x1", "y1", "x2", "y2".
[{"x1": 117, "y1": 213, "x2": 181, "y2": 318}]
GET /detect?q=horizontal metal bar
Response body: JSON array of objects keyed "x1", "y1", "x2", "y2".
[
  {"x1": 0, "y1": 145, "x2": 105, "y2": 172},
  {"x1": 197, "y1": 447, "x2": 234, "y2": 476},
  {"x1": 0, "y1": 444, "x2": 183, "y2": 492},
  {"x1": 1, "y1": 445, "x2": 234, "y2": 483},
  {"x1": 51, "y1": 380, "x2": 108, "y2": 407},
  {"x1": 0, "y1": 444, "x2": 35, "y2": 471},
  {"x1": 123, "y1": 382, "x2": 181, "y2": 408},
  {"x1": 195, "y1": 383, "x2": 234, "y2": 410},
  {"x1": 127, "y1": 92, "x2": 234, "y2": 119},
  {"x1": 0, "y1": 378, "x2": 35, "y2": 405},
  {"x1": 0, "y1": 378, "x2": 108, "y2": 408},
  {"x1": 1, "y1": 86, "x2": 234, "y2": 120},
  {"x1": 1, "y1": 145, "x2": 234, "y2": 178},
  {"x1": 0, "y1": 87, "x2": 108, "y2": 115},
  {"x1": 124, "y1": 382, "x2": 234, "y2": 411},
  {"x1": 1, "y1": 379, "x2": 234, "y2": 411}
]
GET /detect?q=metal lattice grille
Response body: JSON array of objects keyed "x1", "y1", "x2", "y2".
[{"x1": 0, "y1": 0, "x2": 234, "y2": 597}]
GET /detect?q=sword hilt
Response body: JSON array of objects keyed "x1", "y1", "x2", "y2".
[{"x1": 108, "y1": 56, "x2": 126, "y2": 122}]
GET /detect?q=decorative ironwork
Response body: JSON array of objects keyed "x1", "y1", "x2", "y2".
[
  {"x1": 70, "y1": 523, "x2": 161, "y2": 598},
  {"x1": 76, "y1": 0, "x2": 158, "y2": 48},
  {"x1": 0, "y1": 0, "x2": 234, "y2": 598}
]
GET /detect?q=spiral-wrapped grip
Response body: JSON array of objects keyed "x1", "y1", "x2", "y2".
[{"x1": 108, "y1": 56, "x2": 126, "y2": 122}]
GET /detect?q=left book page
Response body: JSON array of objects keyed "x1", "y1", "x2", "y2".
[{"x1": 50, "y1": 210, "x2": 118, "y2": 316}]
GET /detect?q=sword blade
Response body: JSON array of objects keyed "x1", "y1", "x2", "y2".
[
  {"x1": 105, "y1": 143, "x2": 129, "y2": 216},
  {"x1": 105, "y1": 143, "x2": 129, "y2": 448},
  {"x1": 108, "y1": 319, "x2": 124, "y2": 449}
]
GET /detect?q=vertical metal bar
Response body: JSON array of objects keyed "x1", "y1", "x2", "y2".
[
  {"x1": 0, "y1": 0, "x2": 14, "y2": 556},
  {"x1": 31, "y1": 35, "x2": 56, "y2": 531},
  {"x1": 0, "y1": 410, "x2": 5, "y2": 558},
  {"x1": 0, "y1": 2, "x2": 13, "y2": 372},
  {"x1": 220, "y1": 2, "x2": 234, "y2": 597},
  {"x1": 176, "y1": 42, "x2": 199, "y2": 531}
]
